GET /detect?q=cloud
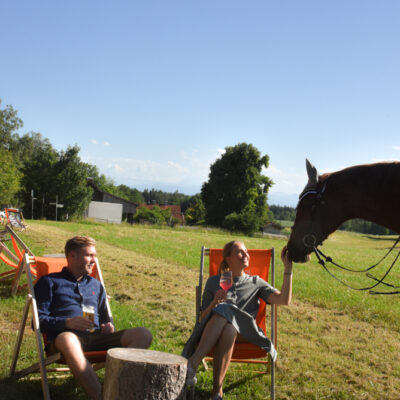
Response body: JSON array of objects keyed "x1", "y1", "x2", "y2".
[
  {"x1": 90, "y1": 139, "x2": 97, "y2": 145},
  {"x1": 82, "y1": 149, "x2": 222, "y2": 191},
  {"x1": 393, "y1": 146, "x2": 400, "y2": 151},
  {"x1": 103, "y1": 141, "x2": 111, "y2": 146},
  {"x1": 82, "y1": 149, "x2": 309, "y2": 196},
  {"x1": 264, "y1": 163, "x2": 306, "y2": 195}
]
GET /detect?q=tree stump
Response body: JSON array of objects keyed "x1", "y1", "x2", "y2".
[{"x1": 103, "y1": 348, "x2": 188, "y2": 400}]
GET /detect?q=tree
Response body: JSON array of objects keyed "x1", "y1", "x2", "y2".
[
  {"x1": 142, "y1": 188, "x2": 191, "y2": 206},
  {"x1": 114, "y1": 184, "x2": 144, "y2": 204},
  {"x1": 184, "y1": 195, "x2": 206, "y2": 225},
  {"x1": 0, "y1": 150, "x2": 21, "y2": 205},
  {"x1": 133, "y1": 206, "x2": 171, "y2": 225},
  {"x1": 269, "y1": 205, "x2": 296, "y2": 221},
  {"x1": 201, "y1": 143, "x2": 273, "y2": 234},
  {"x1": 17, "y1": 133, "x2": 58, "y2": 218},
  {"x1": 52, "y1": 146, "x2": 93, "y2": 219},
  {"x1": 0, "y1": 99, "x2": 23, "y2": 150}
]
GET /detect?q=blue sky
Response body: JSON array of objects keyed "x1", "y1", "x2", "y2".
[{"x1": 2, "y1": 1, "x2": 400, "y2": 206}]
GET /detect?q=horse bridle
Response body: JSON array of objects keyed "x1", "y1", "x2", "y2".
[
  {"x1": 298, "y1": 183, "x2": 400, "y2": 294},
  {"x1": 297, "y1": 182, "x2": 327, "y2": 249}
]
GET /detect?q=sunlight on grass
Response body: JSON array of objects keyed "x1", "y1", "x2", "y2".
[{"x1": 2, "y1": 220, "x2": 400, "y2": 399}]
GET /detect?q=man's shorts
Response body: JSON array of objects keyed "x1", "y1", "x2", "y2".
[{"x1": 46, "y1": 330, "x2": 127, "y2": 354}]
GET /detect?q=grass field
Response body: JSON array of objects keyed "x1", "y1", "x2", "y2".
[{"x1": 1, "y1": 220, "x2": 400, "y2": 399}]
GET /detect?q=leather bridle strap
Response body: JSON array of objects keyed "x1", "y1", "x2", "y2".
[{"x1": 313, "y1": 239, "x2": 400, "y2": 294}]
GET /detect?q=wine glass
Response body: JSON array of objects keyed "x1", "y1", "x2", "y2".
[{"x1": 219, "y1": 271, "x2": 233, "y2": 292}]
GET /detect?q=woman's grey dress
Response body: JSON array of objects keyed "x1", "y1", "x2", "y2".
[{"x1": 182, "y1": 273, "x2": 277, "y2": 361}]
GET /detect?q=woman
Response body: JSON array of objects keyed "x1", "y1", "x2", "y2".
[{"x1": 183, "y1": 241, "x2": 293, "y2": 400}]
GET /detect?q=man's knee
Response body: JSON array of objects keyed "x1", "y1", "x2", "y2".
[{"x1": 54, "y1": 332, "x2": 83, "y2": 354}]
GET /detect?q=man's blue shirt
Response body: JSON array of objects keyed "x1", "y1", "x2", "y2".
[{"x1": 34, "y1": 267, "x2": 112, "y2": 341}]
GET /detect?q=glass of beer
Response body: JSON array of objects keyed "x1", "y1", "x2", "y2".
[{"x1": 82, "y1": 304, "x2": 95, "y2": 332}]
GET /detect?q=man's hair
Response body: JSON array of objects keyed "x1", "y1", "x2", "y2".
[{"x1": 65, "y1": 236, "x2": 96, "y2": 257}]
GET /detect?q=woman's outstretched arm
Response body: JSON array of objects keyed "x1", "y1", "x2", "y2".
[{"x1": 266, "y1": 246, "x2": 293, "y2": 306}]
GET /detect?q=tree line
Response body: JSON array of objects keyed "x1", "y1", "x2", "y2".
[
  {"x1": 268, "y1": 204, "x2": 396, "y2": 236},
  {"x1": 2, "y1": 99, "x2": 394, "y2": 236},
  {"x1": 1, "y1": 99, "x2": 275, "y2": 234},
  {"x1": 0, "y1": 99, "x2": 194, "y2": 220}
]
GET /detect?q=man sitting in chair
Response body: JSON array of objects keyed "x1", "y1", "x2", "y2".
[{"x1": 35, "y1": 236, "x2": 152, "y2": 400}]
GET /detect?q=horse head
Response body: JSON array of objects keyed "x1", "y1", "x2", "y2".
[{"x1": 287, "y1": 159, "x2": 332, "y2": 263}]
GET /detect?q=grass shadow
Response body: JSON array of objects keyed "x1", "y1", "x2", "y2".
[
  {"x1": 0, "y1": 375, "x2": 88, "y2": 400},
  {"x1": 223, "y1": 371, "x2": 268, "y2": 395}
]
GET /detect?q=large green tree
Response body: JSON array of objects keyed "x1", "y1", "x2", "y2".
[
  {"x1": 52, "y1": 146, "x2": 93, "y2": 220},
  {"x1": 201, "y1": 143, "x2": 273, "y2": 234},
  {"x1": 17, "y1": 133, "x2": 58, "y2": 218},
  {"x1": 0, "y1": 99, "x2": 23, "y2": 150},
  {"x1": 0, "y1": 150, "x2": 21, "y2": 205}
]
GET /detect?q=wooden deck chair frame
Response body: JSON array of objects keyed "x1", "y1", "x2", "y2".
[
  {"x1": 9, "y1": 254, "x2": 112, "y2": 400},
  {"x1": 0, "y1": 225, "x2": 35, "y2": 295},
  {"x1": 196, "y1": 246, "x2": 277, "y2": 400}
]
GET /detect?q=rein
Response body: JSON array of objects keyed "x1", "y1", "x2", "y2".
[
  {"x1": 298, "y1": 180, "x2": 400, "y2": 295},
  {"x1": 313, "y1": 237, "x2": 400, "y2": 295}
]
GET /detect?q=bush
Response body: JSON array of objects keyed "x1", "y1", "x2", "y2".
[
  {"x1": 133, "y1": 206, "x2": 167, "y2": 224},
  {"x1": 222, "y1": 203, "x2": 263, "y2": 235}
]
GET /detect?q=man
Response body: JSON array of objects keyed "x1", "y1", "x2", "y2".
[{"x1": 35, "y1": 236, "x2": 152, "y2": 400}]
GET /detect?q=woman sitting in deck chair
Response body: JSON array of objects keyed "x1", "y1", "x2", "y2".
[{"x1": 182, "y1": 241, "x2": 293, "y2": 400}]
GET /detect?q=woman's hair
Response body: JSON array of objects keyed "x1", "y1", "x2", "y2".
[
  {"x1": 218, "y1": 240, "x2": 242, "y2": 274},
  {"x1": 65, "y1": 236, "x2": 96, "y2": 257}
]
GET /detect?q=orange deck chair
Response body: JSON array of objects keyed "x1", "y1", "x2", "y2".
[
  {"x1": 5, "y1": 208, "x2": 27, "y2": 230},
  {"x1": 10, "y1": 254, "x2": 111, "y2": 400},
  {"x1": 0, "y1": 225, "x2": 35, "y2": 294},
  {"x1": 196, "y1": 246, "x2": 277, "y2": 399}
]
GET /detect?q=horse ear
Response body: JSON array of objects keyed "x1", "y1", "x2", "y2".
[{"x1": 305, "y1": 159, "x2": 318, "y2": 188}]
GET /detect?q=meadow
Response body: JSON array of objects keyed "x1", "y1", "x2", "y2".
[{"x1": 1, "y1": 220, "x2": 400, "y2": 399}]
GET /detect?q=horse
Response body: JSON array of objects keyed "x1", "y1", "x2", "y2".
[{"x1": 287, "y1": 159, "x2": 400, "y2": 263}]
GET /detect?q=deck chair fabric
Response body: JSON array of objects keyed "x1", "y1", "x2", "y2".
[
  {"x1": 5, "y1": 208, "x2": 27, "y2": 230},
  {"x1": 196, "y1": 246, "x2": 277, "y2": 399},
  {"x1": 9, "y1": 254, "x2": 111, "y2": 400},
  {"x1": 0, "y1": 225, "x2": 34, "y2": 294}
]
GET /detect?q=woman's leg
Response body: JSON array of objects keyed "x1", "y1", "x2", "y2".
[
  {"x1": 211, "y1": 323, "x2": 237, "y2": 398},
  {"x1": 188, "y1": 313, "x2": 229, "y2": 369}
]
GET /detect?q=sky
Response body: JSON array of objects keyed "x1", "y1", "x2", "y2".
[{"x1": 2, "y1": 1, "x2": 400, "y2": 206}]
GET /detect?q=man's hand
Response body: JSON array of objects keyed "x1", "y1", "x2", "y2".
[
  {"x1": 101, "y1": 322, "x2": 115, "y2": 334},
  {"x1": 65, "y1": 316, "x2": 94, "y2": 331}
]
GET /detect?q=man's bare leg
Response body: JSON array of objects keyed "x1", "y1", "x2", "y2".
[
  {"x1": 120, "y1": 327, "x2": 152, "y2": 349},
  {"x1": 55, "y1": 332, "x2": 101, "y2": 400}
]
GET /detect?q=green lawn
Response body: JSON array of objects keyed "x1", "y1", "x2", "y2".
[{"x1": 1, "y1": 220, "x2": 400, "y2": 399}]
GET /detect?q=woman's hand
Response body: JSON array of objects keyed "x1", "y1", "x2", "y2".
[
  {"x1": 281, "y1": 246, "x2": 292, "y2": 273},
  {"x1": 268, "y1": 246, "x2": 293, "y2": 306},
  {"x1": 213, "y1": 288, "x2": 227, "y2": 305}
]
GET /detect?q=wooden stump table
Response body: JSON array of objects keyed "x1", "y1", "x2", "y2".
[{"x1": 103, "y1": 348, "x2": 188, "y2": 400}]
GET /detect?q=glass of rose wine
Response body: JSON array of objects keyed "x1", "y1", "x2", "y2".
[{"x1": 220, "y1": 271, "x2": 233, "y2": 292}]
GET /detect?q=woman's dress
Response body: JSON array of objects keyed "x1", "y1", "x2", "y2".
[{"x1": 182, "y1": 273, "x2": 277, "y2": 361}]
